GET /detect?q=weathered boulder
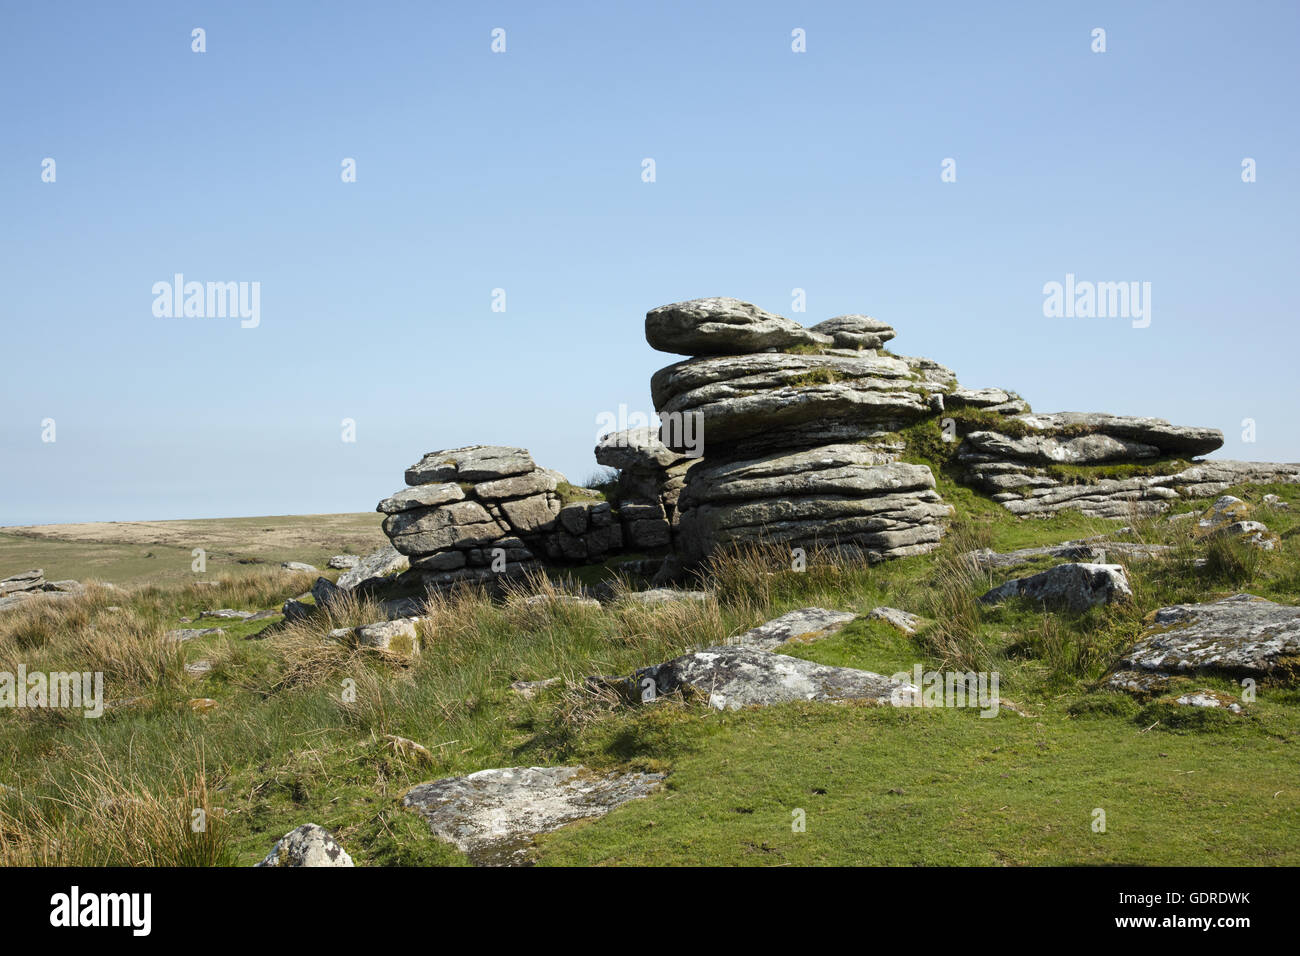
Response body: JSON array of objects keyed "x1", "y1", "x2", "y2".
[
  {"x1": 256, "y1": 824, "x2": 354, "y2": 867},
  {"x1": 402, "y1": 766, "x2": 663, "y2": 865},
  {"x1": 807, "y1": 314, "x2": 895, "y2": 350},
  {"x1": 311, "y1": 576, "x2": 344, "y2": 611},
  {"x1": 868, "y1": 606, "x2": 922, "y2": 635},
  {"x1": 280, "y1": 561, "x2": 317, "y2": 573},
  {"x1": 651, "y1": 351, "x2": 932, "y2": 451},
  {"x1": 634, "y1": 645, "x2": 918, "y2": 710},
  {"x1": 963, "y1": 539, "x2": 1170, "y2": 571},
  {"x1": 616, "y1": 588, "x2": 712, "y2": 606},
  {"x1": 645, "y1": 297, "x2": 831, "y2": 356},
  {"x1": 964, "y1": 430, "x2": 1162, "y2": 465},
  {"x1": 1011, "y1": 413, "x2": 1224, "y2": 457},
  {"x1": 1115, "y1": 594, "x2": 1300, "y2": 681},
  {"x1": 327, "y1": 554, "x2": 361, "y2": 570},
  {"x1": 0, "y1": 569, "x2": 44, "y2": 597},
  {"x1": 335, "y1": 546, "x2": 410, "y2": 590},
  {"x1": 980, "y1": 562, "x2": 1132, "y2": 612},
  {"x1": 353, "y1": 618, "x2": 421, "y2": 656},
  {"x1": 965, "y1": 460, "x2": 1300, "y2": 519},
  {"x1": 378, "y1": 446, "x2": 627, "y2": 589},
  {"x1": 727, "y1": 608, "x2": 857, "y2": 650},
  {"x1": 675, "y1": 446, "x2": 951, "y2": 564},
  {"x1": 405, "y1": 445, "x2": 535, "y2": 486}
]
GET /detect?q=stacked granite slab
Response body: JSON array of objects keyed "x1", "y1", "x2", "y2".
[
  {"x1": 594, "y1": 427, "x2": 697, "y2": 550},
  {"x1": 377, "y1": 445, "x2": 622, "y2": 589},
  {"x1": 644, "y1": 297, "x2": 954, "y2": 564},
  {"x1": 955, "y1": 412, "x2": 1300, "y2": 517}
]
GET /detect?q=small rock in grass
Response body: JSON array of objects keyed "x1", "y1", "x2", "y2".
[
  {"x1": 868, "y1": 606, "x2": 921, "y2": 636},
  {"x1": 256, "y1": 824, "x2": 354, "y2": 868}
]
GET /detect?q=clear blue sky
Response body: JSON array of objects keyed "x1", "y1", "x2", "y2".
[{"x1": 2, "y1": 1, "x2": 1297, "y2": 526}]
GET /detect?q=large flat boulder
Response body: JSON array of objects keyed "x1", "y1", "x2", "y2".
[
  {"x1": 634, "y1": 645, "x2": 917, "y2": 710},
  {"x1": 1116, "y1": 594, "x2": 1300, "y2": 680},
  {"x1": 404, "y1": 445, "x2": 535, "y2": 486},
  {"x1": 645, "y1": 297, "x2": 831, "y2": 356},
  {"x1": 650, "y1": 352, "x2": 930, "y2": 450},
  {"x1": 402, "y1": 766, "x2": 663, "y2": 866},
  {"x1": 594, "y1": 426, "x2": 688, "y2": 471},
  {"x1": 1008, "y1": 412, "x2": 1224, "y2": 457}
]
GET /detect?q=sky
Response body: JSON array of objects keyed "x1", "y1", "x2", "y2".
[{"x1": 2, "y1": 1, "x2": 1298, "y2": 526}]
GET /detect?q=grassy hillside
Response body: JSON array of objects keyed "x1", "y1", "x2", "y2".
[
  {"x1": 1, "y1": 481, "x2": 1298, "y2": 866},
  {"x1": 0, "y1": 513, "x2": 386, "y2": 588}
]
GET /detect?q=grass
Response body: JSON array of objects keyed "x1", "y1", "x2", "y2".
[
  {"x1": 1, "y1": 482, "x2": 1298, "y2": 866},
  {"x1": 0, "y1": 512, "x2": 385, "y2": 587}
]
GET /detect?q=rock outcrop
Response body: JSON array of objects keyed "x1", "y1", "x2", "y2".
[
  {"x1": 372, "y1": 295, "x2": 1299, "y2": 585},
  {"x1": 376, "y1": 445, "x2": 623, "y2": 590},
  {"x1": 643, "y1": 297, "x2": 955, "y2": 564},
  {"x1": 0, "y1": 570, "x2": 87, "y2": 613},
  {"x1": 595, "y1": 427, "x2": 696, "y2": 550},
  {"x1": 957, "y1": 414, "x2": 1300, "y2": 518}
]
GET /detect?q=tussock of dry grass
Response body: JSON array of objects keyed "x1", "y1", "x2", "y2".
[{"x1": 0, "y1": 744, "x2": 233, "y2": 866}]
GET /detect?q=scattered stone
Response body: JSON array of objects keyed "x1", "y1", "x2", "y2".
[
  {"x1": 327, "y1": 554, "x2": 361, "y2": 570},
  {"x1": 402, "y1": 766, "x2": 663, "y2": 865},
  {"x1": 336, "y1": 545, "x2": 409, "y2": 590},
  {"x1": 980, "y1": 563, "x2": 1132, "y2": 612},
  {"x1": 353, "y1": 618, "x2": 421, "y2": 656},
  {"x1": 384, "y1": 734, "x2": 434, "y2": 766},
  {"x1": 518, "y1": 594, "x2": 601, "y2": 609},
  {"x1": 165, "y1": 627, "x2": 225, "y2": 642},
  {"x1": 311, "y1": 576, "x2": 345, "y2": 611},
  {"x1": 198, "y1": 608, "x2": 255, "y2": 620},
  {"x1": 281, "y1": 561, "x2": 317, "y2": 573},
  {"x1": 1105, "y1": 669, "x2": 1175, "y2": 695},
  {"x1": 281, "y1": 599, "x2": 312, "y2": 623},
  {"x1": 868, "y1": 606, "x2": 922, "y2": 635},
  {"x1": 618, "y1": 588, "x2": 712, "y2": 606},
  {"x1": 510, "y1": 677, "x2": 561, "y2": 699},
  {"x1": 0, "y1": 569, "x2": 45, "y2": 597},
  {"x1": 185, "y1": 660, "x2": 213, "y2": 677},
  {"x1": 1198, "y1": 495, "x2": 1251, "y2": 529},
  {"x1": 256, "y1": 824, "x2": 354, "y2": 867},
  {"x1": 727, "y1": 608, "x2": 856, "y2": 650},
  {"x1": 634, "y1": 645, "x2": 917, "y2": 710},
  {"x1": 1173, "y1": 690, "x2": 1244, "y2": 714},
  {"x1": 964, "y1": 539, "x2": 1170, "y2": 571}
]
